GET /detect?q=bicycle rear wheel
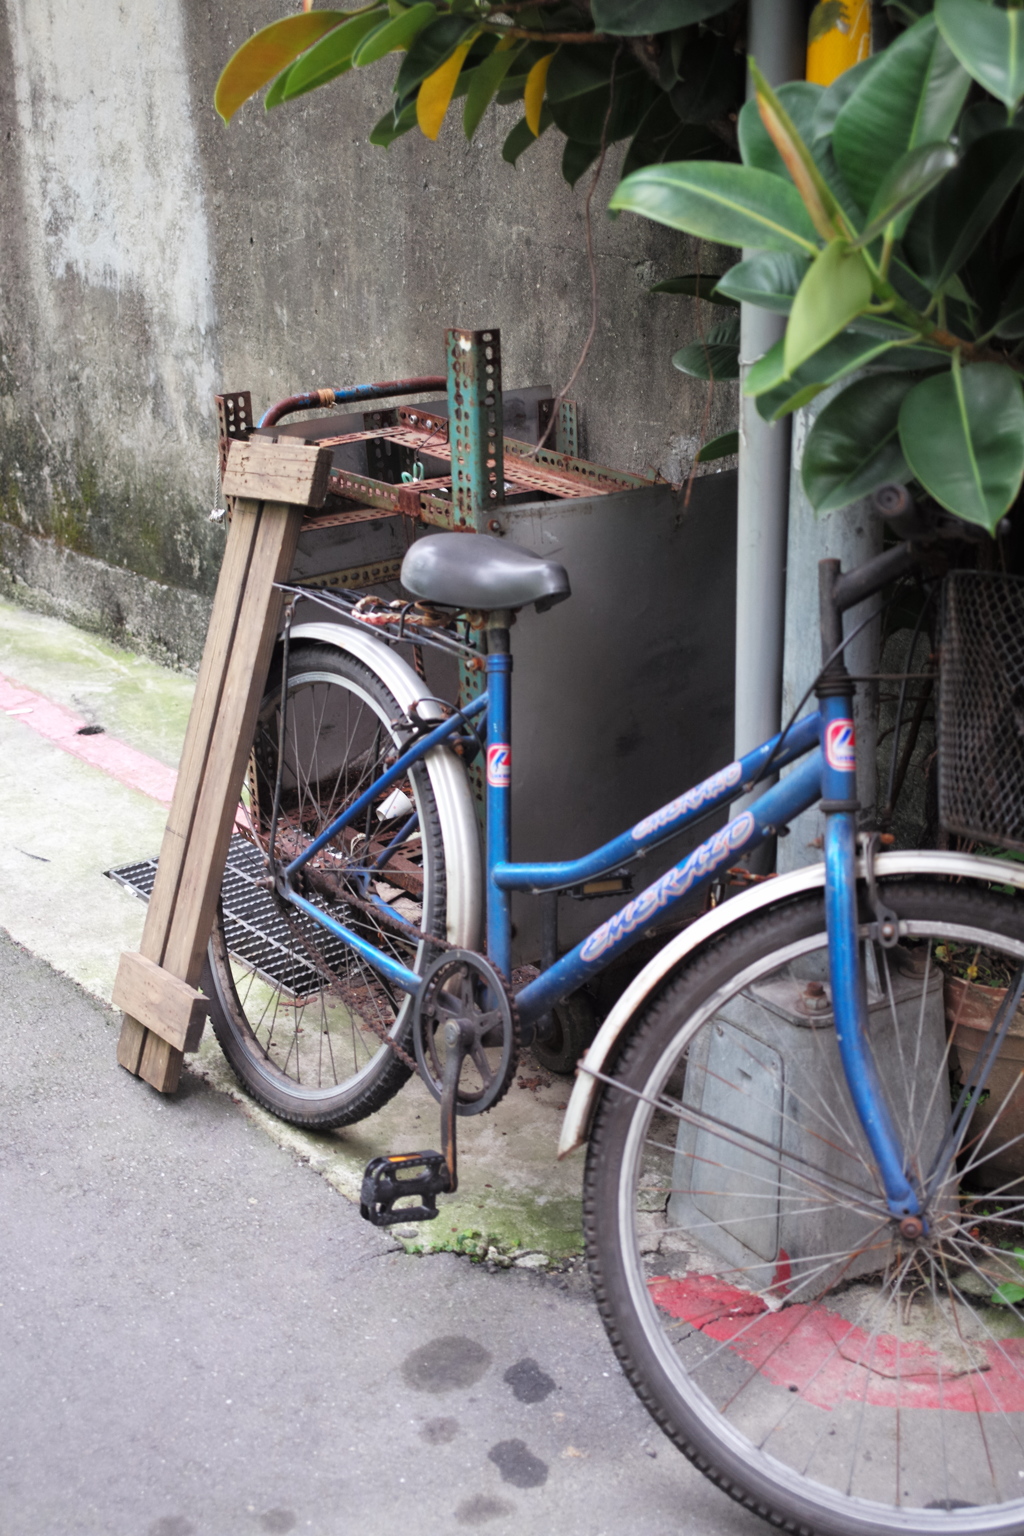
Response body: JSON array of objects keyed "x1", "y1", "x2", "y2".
[
  {"x1": 586, "y1": 880, "x2": 1024, "y2": 1536},
  {"x1": 206, "y1": 642, "x2": 450, "y2": 1129}
]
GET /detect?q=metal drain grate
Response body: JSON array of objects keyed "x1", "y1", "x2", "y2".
[{"x1": 106, "y1": 834, "x2": 354, "y2": 997}]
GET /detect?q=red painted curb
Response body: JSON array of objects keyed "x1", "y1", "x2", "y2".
[{"x1": 0, "y1": 672, "x2": 178, "y2": 806}]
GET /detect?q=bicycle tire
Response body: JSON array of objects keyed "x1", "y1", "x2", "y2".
[
  {"x1": 586, "y1": 879, "x2": 1024, "y2": 1536},
  {"x1": 205, "y1": 642, "x2": 449, "y2": 1129}
]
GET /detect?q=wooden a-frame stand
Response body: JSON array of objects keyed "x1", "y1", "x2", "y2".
[{"x1": 113, "y1": 437, "x2": 332, "y2": 1092}]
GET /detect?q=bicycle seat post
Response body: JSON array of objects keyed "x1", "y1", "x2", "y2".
[{"x1": 485, "y1": 610, "x2": 514, "y2": 981}]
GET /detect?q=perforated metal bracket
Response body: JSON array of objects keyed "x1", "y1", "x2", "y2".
[{"x1": 446, "y1": 328, "x2": 504, "y2": 529}]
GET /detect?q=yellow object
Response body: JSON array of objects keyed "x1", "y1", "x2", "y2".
[
  {"x1": 417, "y1": 35, "x2": 477, "y2": 140},
  {"x1": 806, "y1": 0, "x2": 870, "y2": 87},
  {"x1": 524, "y1": 53, "x2": 554, "y2": 137}
]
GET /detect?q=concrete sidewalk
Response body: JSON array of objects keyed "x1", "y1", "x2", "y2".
[
  {"x1": 0, "y1": 597, "x2": 585, "y2": 1261},
  {"x1": 1, "y1": 928, "x2": 759, "y2": 1536}
]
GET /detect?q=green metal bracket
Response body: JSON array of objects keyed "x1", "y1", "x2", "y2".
[{"x1": 446, "y1": 328, "x2": 505, "y2": 531}]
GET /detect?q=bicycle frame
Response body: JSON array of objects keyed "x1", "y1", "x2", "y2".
[{"x1": 273, "y1": 599, "x2": 928, "y2": 1224}]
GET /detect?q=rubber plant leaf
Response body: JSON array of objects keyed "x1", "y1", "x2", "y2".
[
  {"x1": 502, "y1": 111, "x2": 554, "y2": 164},
  {"x1": 714, "y1": 252, "x2": 811, "y2": 314},
  {"x1": 738, "y1": 82, "x2": 822, "y2": 175},
  {"x1": 591, "y1": 0, "x2": 735, "y2": 33},
  {"x1": 650, "y1": 274, "x2": 738, "y2": 306},
  {"x1": 524, "y1": 53, "x2": 555, "y2": 137},
  {"x1": 280, "y1": 10, "x2": 389, "y2": 100},
  {"x1": 899, "y1": 358, "x2": 1024, "y2": 533},
  {"x1": 353, "y1": 4, "x2": 438, "y2": 67},
  {"x1": 936, "y1": 0, "x2": 1024, "y2": 112},
  {"x1": 396, "y1": 16, "x2": 478, "y2": 98},
  {"x1": 417, "y1": 36, "x2": 478, "y2": 139},
  {"x1": 369, "y1": 99, "x2": 418, "y2": 148},
  {"x1": 464, "y1": 37, "x2": 519, "y2": 140},
  {"x1": 907, "y1": 128, "x2": 1024, "y2": 290},
  {"x1": 672, "y1": 315, "x2": 740, "y2": 380},
  {"x1": 562, "y1": 137, "x2": 600, "y2": 187},
  {"x1": 695, "y1": 430, "x2": 739, "y2": 463},
  {"x1": 854, "y1": 141, "x2": 958, "y2": 246},
  {"x1": 610, "y1": 162, "x2": 820, "y2": 254},
  {"x1": 832, "y1": 15, "x2": 970, "y2": 212},
  {"x1": 801, "y1": 373, "x2": 915, "y2": 514},
  {"x1": 748, "y1": 331, "x2": 945, "y2": 419},
  {"x1": 783, "y1": 239, "x2": 873, "y2": 376},
  {"x1": 749, "y1": 61, "x2": 846, "y2": 241},
  {"x1": 215, "y1": 10, "x2": 353, "y2": 122}
]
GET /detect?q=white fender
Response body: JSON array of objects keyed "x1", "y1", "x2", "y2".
[
  {"x1": 557, "y1": 850, "x2": 1024, "y2": 1159},
  {"x1": 289, "y1": 620, "x2": 482, "y2": 949}
]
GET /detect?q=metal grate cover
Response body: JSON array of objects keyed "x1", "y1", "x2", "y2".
[
  {"x1": 106, "y1": 834, "x2": 353, "y2": 997},
  {"x1": 939, "y1": 571, "x2": 1024, "y2": 851}
]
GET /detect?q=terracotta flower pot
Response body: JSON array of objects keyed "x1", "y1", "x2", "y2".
[{"x1": 945, "y1": 974, "x2": 1024, "y2": 1189}]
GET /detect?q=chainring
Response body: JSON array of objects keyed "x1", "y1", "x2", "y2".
[{"x1": 412, "y1": 949, "x2": 520, "y2": 1115}]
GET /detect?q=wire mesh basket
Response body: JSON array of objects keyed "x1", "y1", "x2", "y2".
[{"x1": 939, "y1": 570, "x2": 1024, "y2": 851}]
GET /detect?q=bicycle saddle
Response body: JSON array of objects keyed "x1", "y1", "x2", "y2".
[{"x1": 400, "y1": 532, "x2": 571, "y2": 613}]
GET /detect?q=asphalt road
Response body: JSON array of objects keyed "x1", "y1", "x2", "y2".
[{"x1": 0, "y1": 931, "x2": 760, "y2": 1536}]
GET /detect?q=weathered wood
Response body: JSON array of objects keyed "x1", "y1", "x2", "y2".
[
  {"x1": 112, "y1": 951, "x2": 208, "y2": 1053},
  {"x1": 221, "y1": 436, "x2": 332, "y2": 509},
  {"x1": 116, "y1": 488, "x2": 305, "y2": 1092}
]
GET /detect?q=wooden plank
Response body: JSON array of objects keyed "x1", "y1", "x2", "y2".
[
  {"x1": 160, "y1": 500, "x2": 304, "y2": 984},
  {"x1": 121, "y1": 499, "x2": 304, "y2": 1093},
  {"x1": 112, "y1": 951, "x2": 208, "y2": 1053},
  {"x1": 137, "y1": 499, "x2": 263, "y2": 962},
  {"x1": 221, "y1": 437, "x2": 332, "y2": 508}
]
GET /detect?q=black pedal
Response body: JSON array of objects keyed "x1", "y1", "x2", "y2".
[{"x1": 359, "y1": 1151, "x2": 452, "y2": 1227}]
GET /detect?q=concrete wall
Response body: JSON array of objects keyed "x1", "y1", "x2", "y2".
[{"x1": 0, "y1": 0, "x2": 737, "y2": 665}]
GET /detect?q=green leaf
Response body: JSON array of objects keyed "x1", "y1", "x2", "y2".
[
  {"x1": 832, "y1": 15, "x2": 970, "y2": 212},
  {"x1": 749, "y1": 331, "x2": 944, "y2": 420},
  {"x1": 936, "y1": 0, "x2": 1024, "y2": 112},
  {"x1": 214, "y1": 10, "x2": 352, "y2": 122},
  {"x1": 996, "y1": 266, "x2": 1024, "y2": 338},
  {"x1": 395, "y1": 16, "x2": 477, "y2": 97},
  {"x1": 352, "y1": 3, "x2": 437, "y2": 67},
  {"x1": 899, "y1": 359, "x2": 1024, "y2": 533},
  {"x1": 856, "y1": 141, "x2": 958, "y2": 246},
  {"x1": 281, "y1": 10, "x2": 386, "y2": 101},
  {"x1": 906, "y1": 128, "x2": 1024, "y2": 289},
  {"x1": 801, "y1": 374, "x2": 915, "y2": 514},
  {"x1": 739, "y1": 82, "x2": 823, "y2": 174},
  {"x1": 591, "y1": 0, "x2": 735, "y2": 32},
  {"x1": 811, "y1": 55, "x2": 879, "y2": 142},
  {"x1": 368, "y1": 98, "x2": 417, "y2": 148},
  {"x1": 463, "y1": 40, "x2": 520, "y2": 139},
  {"x1": 264, "y1": 63, "x2": 296, "y2": 110},
  {"x1": 695, "y1": 430, "x2": 739, "y2": 462},
  {"x1": 562, "y1": 138, "x2": 600, "y2": 187},
  {"x1": 714, "y1": 252, "x2": 810, "y2": 313},
  {"x1": 672, "y1": 316, "x2": 741, "y2": 380},
  {"x1": 993, "y1": 1281, "x2": 1024, "y2": 1306},
  {"x1": 610, "y1": 162, "x2": 820, "y2": 254},
  {"x1": 784, "y1": 240, "x2": 873, "y2": 376},
  {"x1": 546, "y1": 47, "x2": 653, "y2": 146},
  {"x1": 650, "y1": 274, "x2": 738, "y2": 305},
  {"x1": 672, "y1": 343, "x2": 740, "y2": 381},
  {"x1": 502, "y1": 109, "x2": 551, "y2": 165}
]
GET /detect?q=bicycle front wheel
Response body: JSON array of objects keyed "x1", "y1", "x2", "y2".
[
  {"x1": 206, "y1": 641, "x2": 451, "y2": 1129},
  {"x1": 586, "y1": 880, "x2": 1024, "y2": 1536}
]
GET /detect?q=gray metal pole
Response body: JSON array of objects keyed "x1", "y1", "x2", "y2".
[{"x1": 734, "y1": 1, "x2": 805, "y2": 833}]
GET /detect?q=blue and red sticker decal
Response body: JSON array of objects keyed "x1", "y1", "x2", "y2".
[
  {"x1": 824, "y1": 719, "x2": 856, "y2": 773},
  {"x1": 486, "y1": 743, "x2": 512, "y2": 788}
]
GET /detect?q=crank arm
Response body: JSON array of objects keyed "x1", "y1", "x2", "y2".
[{"x1": 439, "y1": 1018, "x2": 467, "y2": 1194}]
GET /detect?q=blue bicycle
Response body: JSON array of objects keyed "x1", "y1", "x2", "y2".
[{"x1": 206, "y1": 487, "x2": 1024, "y2": 1536}]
